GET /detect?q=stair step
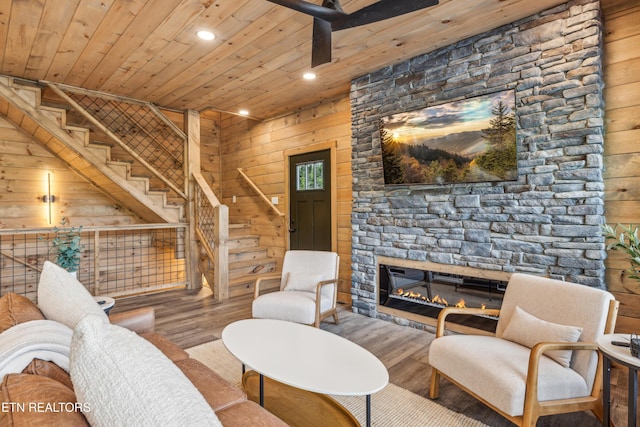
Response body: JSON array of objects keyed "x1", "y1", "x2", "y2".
[
  {"x1": 229, "y1": 258, "x2": 277, "y2": 280},
  {"x1": 229, "y1": 223, "x2": 251, "y2": 236},
  {"x1": 85, "y1": 142, "x2": 111, "y2": 158},
  {"x1": 229, "y1": 247, "x2": 270, "y2": 263},
  {"x1": 201, "y1": 217, "x2": 278, "y2": 298},
  {"x1": 90, "y1": 140, "x2": 115, "y2": 148},
  {"x1": 199, "y1": 221, "x2": 249, "y2": 228},
  {"x1": 105, "y1": 161, "x2": 132, "y2": 177},
  {"x1": 228, "y1": 235, "x2": 260, "y2": 250}
]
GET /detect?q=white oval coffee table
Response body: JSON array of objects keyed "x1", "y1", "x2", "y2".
[{"x1": 222, "y1": 318, "x2": 389, "y2": 426}]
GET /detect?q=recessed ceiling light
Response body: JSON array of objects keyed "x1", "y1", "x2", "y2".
[
  {"x1": 303, "y1": 72, "x2": 317, "y2": 80},
  {"x1": 197, "y1": 30, "x2": 215, "y2": 41},
  {"x1": 238, "y1": 109, "x2": 249, "y2": 116}
]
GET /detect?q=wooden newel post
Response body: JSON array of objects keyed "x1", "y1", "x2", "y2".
[
  {"x1": 186, "y1": 178, "x2": 202, "y2": 291},
  {"x1": 186, "y1": 110, "x2": 202, "y2": 291},
  {"x1": 213, "y1": 204, "x2": 229, "y2": 300}
]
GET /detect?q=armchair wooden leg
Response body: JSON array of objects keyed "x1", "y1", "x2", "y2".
[
  {"x1": 429, "y1": 368, "x2": 441, "y2": 399},
  {"x1": 590, "y1": 401, "x2": 604, "y2": 424},
  {"x1": 522, "y1": 411, "x2": 538, "y2": 427},
  {"x1": 333, "y1": 312, "x2": 339, "y2": 324}
]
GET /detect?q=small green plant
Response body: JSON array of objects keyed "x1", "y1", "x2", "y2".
[
  {"x1": 602, "y1": 223, "x2": 640, "y2": 282},
  {"x1": 48, "y1": 218, "x2": 83, "y2": 272}
]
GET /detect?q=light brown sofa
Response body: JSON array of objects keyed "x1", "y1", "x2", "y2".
[{"x1": 0, "y1": 292, "x2": 287, "y2": 426}]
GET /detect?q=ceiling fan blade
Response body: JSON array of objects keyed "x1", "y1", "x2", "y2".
[
  {"x1": 266, "y1": 0, "x2": 346, "y2": 22},
  {"x1": 311, "y1": 18, "x2": 332, "y2": 68},
  {"x1": 332, "y1": 0, "x2": 439, "y2": 31}
]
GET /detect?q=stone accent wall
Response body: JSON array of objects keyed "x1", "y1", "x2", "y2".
[{"x1": 350, "y1": 0, "x2": 605, "y2": 319}]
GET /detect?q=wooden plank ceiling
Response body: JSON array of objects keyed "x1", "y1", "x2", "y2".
[{"x1": 0, "y1": 0, "x2": 569, "y2": 120}]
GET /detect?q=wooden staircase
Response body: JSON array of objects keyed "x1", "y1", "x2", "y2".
[
  {"x1": 227, "y1": 222, "x2": 279, "y2": 297},
  {"x1": 0, "y1": 76, "x2": 183, "y2": 223},
  {"x1": 52, "y1": 108, "x2": 185, "y2": 210},
  {"x1": 0, "y1": 74, "x2": 276, "y2": 300}
]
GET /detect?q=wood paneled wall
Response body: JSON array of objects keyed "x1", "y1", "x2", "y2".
[
  {"x1": 602, "y1": 0, "x2": 640, "y2": 331},
  {"x1": 0, "y1": 116, "x2": 142, "y2": 228},
  {"x1": 219, "y1": 97, "x2": 353, "y2": 301}
]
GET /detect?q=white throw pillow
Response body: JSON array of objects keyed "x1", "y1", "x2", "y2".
[
  {"x1": 501, "y1": 305, "x2": 583, "y2": 368},
  {"x1": 37, "y1": 261, "x2": 108, "y2": 329},
  {"x1": 70, "y1": 315, "x2": 222, "y2": 427},
  {"x1": 283, "y1": 272, "x2": 326, "y2": 292}
]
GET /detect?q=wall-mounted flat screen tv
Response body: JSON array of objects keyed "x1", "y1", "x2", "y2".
[{"x1": 380, "y1": 89, "x2": 518, "y2": 186}]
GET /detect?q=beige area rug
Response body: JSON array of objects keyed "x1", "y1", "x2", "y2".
[{"x1": 186, "y1": 340, "x2": 488, "y2": 427}]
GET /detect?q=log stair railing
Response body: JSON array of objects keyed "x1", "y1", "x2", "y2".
[
  {"x1": 237, "y1": 168, "x2": 285, "y2": 217},
  {"x1": 0, "y1": 75, "x2": 238, "y2": 299},
  {"x1": 193, "y1": 172, "x2": 229, "y2": 301}
]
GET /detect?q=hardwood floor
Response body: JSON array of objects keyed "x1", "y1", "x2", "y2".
[{"x1": 112, "y1": 287, "x2": 633, "y2": 426}]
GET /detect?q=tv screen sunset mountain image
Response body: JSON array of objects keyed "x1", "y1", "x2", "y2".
[{"x1": 380, "y1": 90, "x2": 517, "y2": 185}]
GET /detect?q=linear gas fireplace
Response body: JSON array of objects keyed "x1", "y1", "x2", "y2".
[{"x1": 377, "y1": 257, "x2": 510, "y2": 332}]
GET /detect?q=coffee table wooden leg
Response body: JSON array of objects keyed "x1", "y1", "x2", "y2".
[
  {"x1": 366, "y1": 394, "x2": 371, "y2": 427},
  {"x1": 260, "y1": 374, "x2": 265, "y2": 407}
]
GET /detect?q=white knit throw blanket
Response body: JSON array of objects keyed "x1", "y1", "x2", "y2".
[{"x1": 0, "y1": 319, "x2": 73, "y2": 379}]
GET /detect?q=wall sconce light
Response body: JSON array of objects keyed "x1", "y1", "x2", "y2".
[{"x1": 43, "y1": 173, "x2": 56, "y2": 224}]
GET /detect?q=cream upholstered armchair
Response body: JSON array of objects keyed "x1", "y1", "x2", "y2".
[
  {"x1": 252, "y1": 250, "x2": 340, "y2": 327},
  {"x1": 429, "y1": 273, "x2": 618, "y2": 427}
]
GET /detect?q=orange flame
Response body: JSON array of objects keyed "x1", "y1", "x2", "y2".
[
  {"x1": 393, "y1": 288, "x2": 478, "y2": 310},
  {"x1": 455, "y1": 299, "x2": 466, "y2": 308},
  {"x1": 432, "y1": 295, "x2": 448, "y2": 306}
]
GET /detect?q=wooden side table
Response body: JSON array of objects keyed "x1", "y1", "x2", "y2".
[{"x1": 598, "y1": 333, "x2": 640, "y2": 427}]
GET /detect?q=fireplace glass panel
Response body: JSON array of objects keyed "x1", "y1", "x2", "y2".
[{"x1": 379, "y1": 264, "x2": 507, "y2": 332}]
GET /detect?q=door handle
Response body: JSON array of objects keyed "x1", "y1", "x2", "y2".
[{"x1": 289, "y1": 228, "x2": 296, "y2": 232}]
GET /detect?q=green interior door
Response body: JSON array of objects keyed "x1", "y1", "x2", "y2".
[{"x1": 289, "y1": 149, "x2": 331, "y2": 251}]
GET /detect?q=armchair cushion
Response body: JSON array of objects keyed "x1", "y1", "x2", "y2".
[
  {"x1": 495, "y1": 274, "x2": 614, "y2": 392},
  {"x1": 253, "y1": 250, "x2": 339, "y2": 326},
  {"x1": 252, "y1": 290, "x2": 333, "y2": 325},
  {"x1": 501, "y1": 306, "x2": 582, "y2": 368},
  {"x1": 429, "y1": 335, "x2": 590, "y2": 417},
  {"x1": 283, "y1": 272, "x2": 325, "y2": 292}
]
